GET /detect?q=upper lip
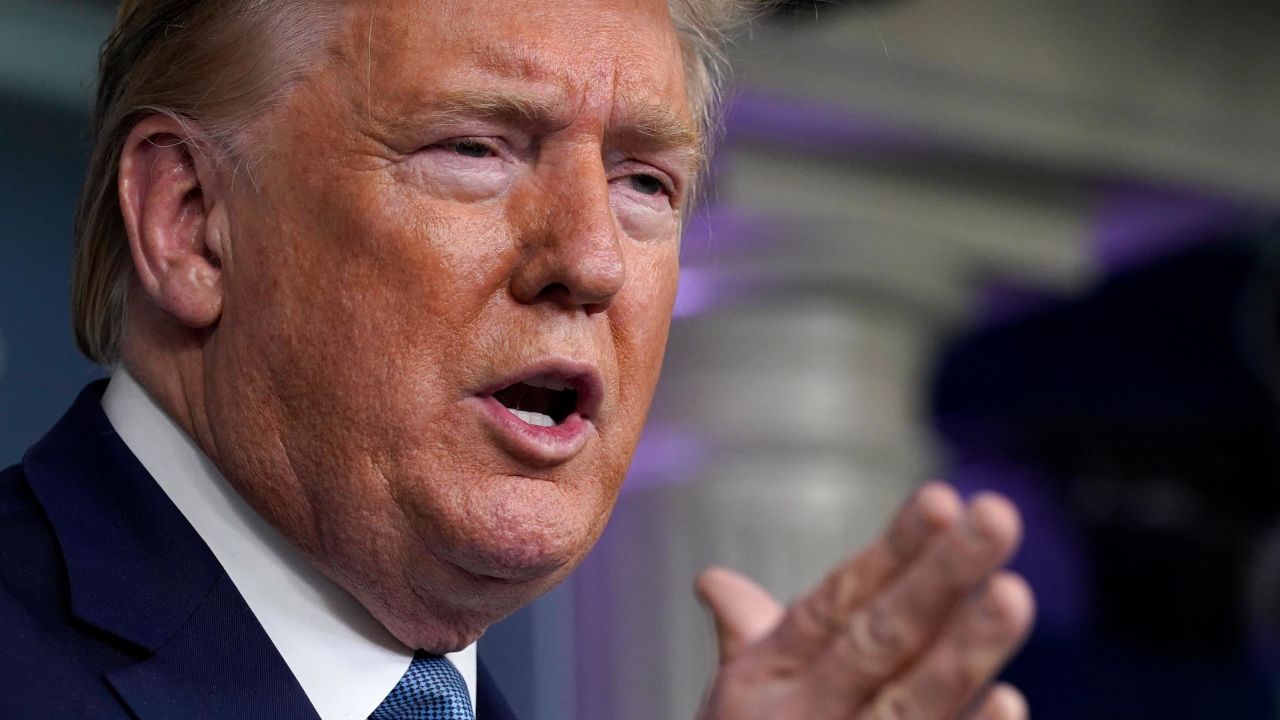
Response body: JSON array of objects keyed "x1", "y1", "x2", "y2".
[{"x1": 476, "y1": 359, "x2": 604, "y2": 421}]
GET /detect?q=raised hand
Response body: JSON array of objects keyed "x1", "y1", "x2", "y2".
[{"x1": 695, "y1": 482, "x2": 1034, "y2": 720}]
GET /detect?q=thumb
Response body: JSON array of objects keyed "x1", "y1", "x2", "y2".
[{"x1": 695, "y1": 566, "x2": 785, "y2": 664}]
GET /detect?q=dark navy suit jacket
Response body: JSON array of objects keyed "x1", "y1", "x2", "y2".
[{"x1": 0, "y1": 382, "x2": 518, "y2": 719}]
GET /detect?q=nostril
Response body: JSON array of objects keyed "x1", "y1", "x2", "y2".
[
  {"x1": 530, "y1": 281, "x2": 615, "y2": 314},
  {"x1": 535, "y1": 282, "x2": 572, "y2": 303}
]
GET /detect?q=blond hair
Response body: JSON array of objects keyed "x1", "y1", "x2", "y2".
[{"x1": 72, "y1": 0, "x2": 761, "y2": 365}]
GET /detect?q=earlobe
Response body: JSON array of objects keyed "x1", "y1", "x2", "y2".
[{"x1": 118, "y1": 114, "x2": 225, "y2": 329}]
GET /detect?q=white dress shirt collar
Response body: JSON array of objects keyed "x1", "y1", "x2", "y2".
[{"x1": 101, "y1": 368, "x2": 477, "y2": 719}]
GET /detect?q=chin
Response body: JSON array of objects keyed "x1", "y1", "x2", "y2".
[
  {"x1": 444, "y1": 519, "x2": 585, "y2": 586},
  {"x1": 364, "y1": 458, "x2": 621, "y2": 649},
  {"x1": 441, "y1": 470, "x2": 609, "y2": 581}
]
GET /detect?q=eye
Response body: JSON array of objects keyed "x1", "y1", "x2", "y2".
[
  {"x1": 441, "y1": 139, "x2": 495, "y2": 158},
  {"x1": 628, "y1": 173, "x2": 669, "y2": 197}
]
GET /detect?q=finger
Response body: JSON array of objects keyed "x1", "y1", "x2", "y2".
[
  {"x1": 970, "y1": 684, "x2": 1029, "y2": 720},
  {"x1": 824, "y1": 493, "x2": 1023, "y2": 698},
  {"x1": 859, "y1": 573, "x2": 1035, "y2": 720},
  {"x1": 696, "y1": 566, "x2": 785, "y2": 663},
  {"x1": 769, "y1": 482, "x2": 964, "y2": 660}
]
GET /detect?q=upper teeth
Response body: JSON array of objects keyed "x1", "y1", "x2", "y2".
[
  {"x1": 524, "y1": 374, "x2": 571, "y2": 391},
  {"x1": 508, "y1": 408, "x2": 556, "y2": 427}
]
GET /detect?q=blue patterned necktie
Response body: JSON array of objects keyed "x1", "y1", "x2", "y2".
[{"x1": 370, "y1": 651, "x2": 474, "y2": 720}]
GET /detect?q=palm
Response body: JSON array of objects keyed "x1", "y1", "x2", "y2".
[{"x1": 695, "y1": 483, "x2": 1034, "y2": 720}]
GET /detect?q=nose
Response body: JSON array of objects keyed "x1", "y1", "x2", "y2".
[{"x1": 508, "y1": 155, "x2": 625, "y2": 315}]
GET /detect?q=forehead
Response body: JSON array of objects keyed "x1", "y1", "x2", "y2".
[{"x1": 331, "y1": 0, "x2": 692, "y2": 127}]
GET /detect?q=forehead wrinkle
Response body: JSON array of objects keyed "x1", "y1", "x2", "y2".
[
  {"x1": 473, "y1": 42, "x2": 553, "y2": 85},
  {"x1": 371, "y1": 20, "x2": 699, "y2": 168},
  {"x1": 472, "y1": 46, "x2": 700, "y2": 159}
]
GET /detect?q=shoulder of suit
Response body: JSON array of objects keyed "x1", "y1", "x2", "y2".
[
  {"x1": 0, "y1": 460, "x2": 142, "y2": 718},
  {"x1": 0, "y1": 463, "x2": 33, "y2": 515}
]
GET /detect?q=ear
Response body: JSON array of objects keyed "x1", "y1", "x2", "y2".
[{"x1": 118, "y1": 114, "x2": 227, "y2": 329}]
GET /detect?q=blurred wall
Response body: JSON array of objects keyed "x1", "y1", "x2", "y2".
[{"x1": 0, "y1": 1, "x2": 112, "y2": 463}]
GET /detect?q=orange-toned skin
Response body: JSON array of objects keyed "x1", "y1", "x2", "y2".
[{"x1": 120, "y1": 0, "x2": 691, "y2": 652}]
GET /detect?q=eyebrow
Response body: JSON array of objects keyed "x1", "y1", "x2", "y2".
[
  {"x1": 416, "y1": 89, "x2": 705, "y2": 171},
  {"x1": 415, "y1": 88, "x2": 565, "y2": 127},
  {"x1": 464, "y1": 43, "x2": 704, "y2": 154},
  {"x1": 613, "y1": 101, "x2": 705, "y2": 172}
]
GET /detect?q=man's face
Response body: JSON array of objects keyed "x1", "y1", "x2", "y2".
[{"x1": 202, "y1": 0, "x2": 694, "y2": 649}]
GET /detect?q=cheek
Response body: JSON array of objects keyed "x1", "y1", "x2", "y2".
[
  {"x1": 285, "y1": 179, "x2": 502, "y2": 342},
  {"x1": 222, "y1": 176, "x2": 515, "y2": 454},
  {"x1": 612, "y1": 244, "x2": 679, "y2": 417}
]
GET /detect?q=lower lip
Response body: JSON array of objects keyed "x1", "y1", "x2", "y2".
[{"x1": 470, "y1": 396, "x2": 593, "y2": 466}]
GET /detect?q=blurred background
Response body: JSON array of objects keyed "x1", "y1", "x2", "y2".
[{"x1": 3, "y1": 0, "x2": 1279, "y2": 718}]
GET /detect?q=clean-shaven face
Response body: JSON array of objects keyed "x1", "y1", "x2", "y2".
[{"x1": 199, "y1": 0, "x2": 697, "y2": 651}]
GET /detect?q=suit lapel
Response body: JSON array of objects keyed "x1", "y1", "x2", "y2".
[
  {"x1": 22, "y1": 382, "x2": 318, "y2": 719},
  {"x1": 105, "y1": 573, "x2": 319, "y2": 719}
]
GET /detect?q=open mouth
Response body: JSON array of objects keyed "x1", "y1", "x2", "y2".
[
  {"x1": 490, "y1": 374, "x2": 580, "y2": 427},
  {"x1": 473, "y1": 364, "x2": 602, "y2": 463}
]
